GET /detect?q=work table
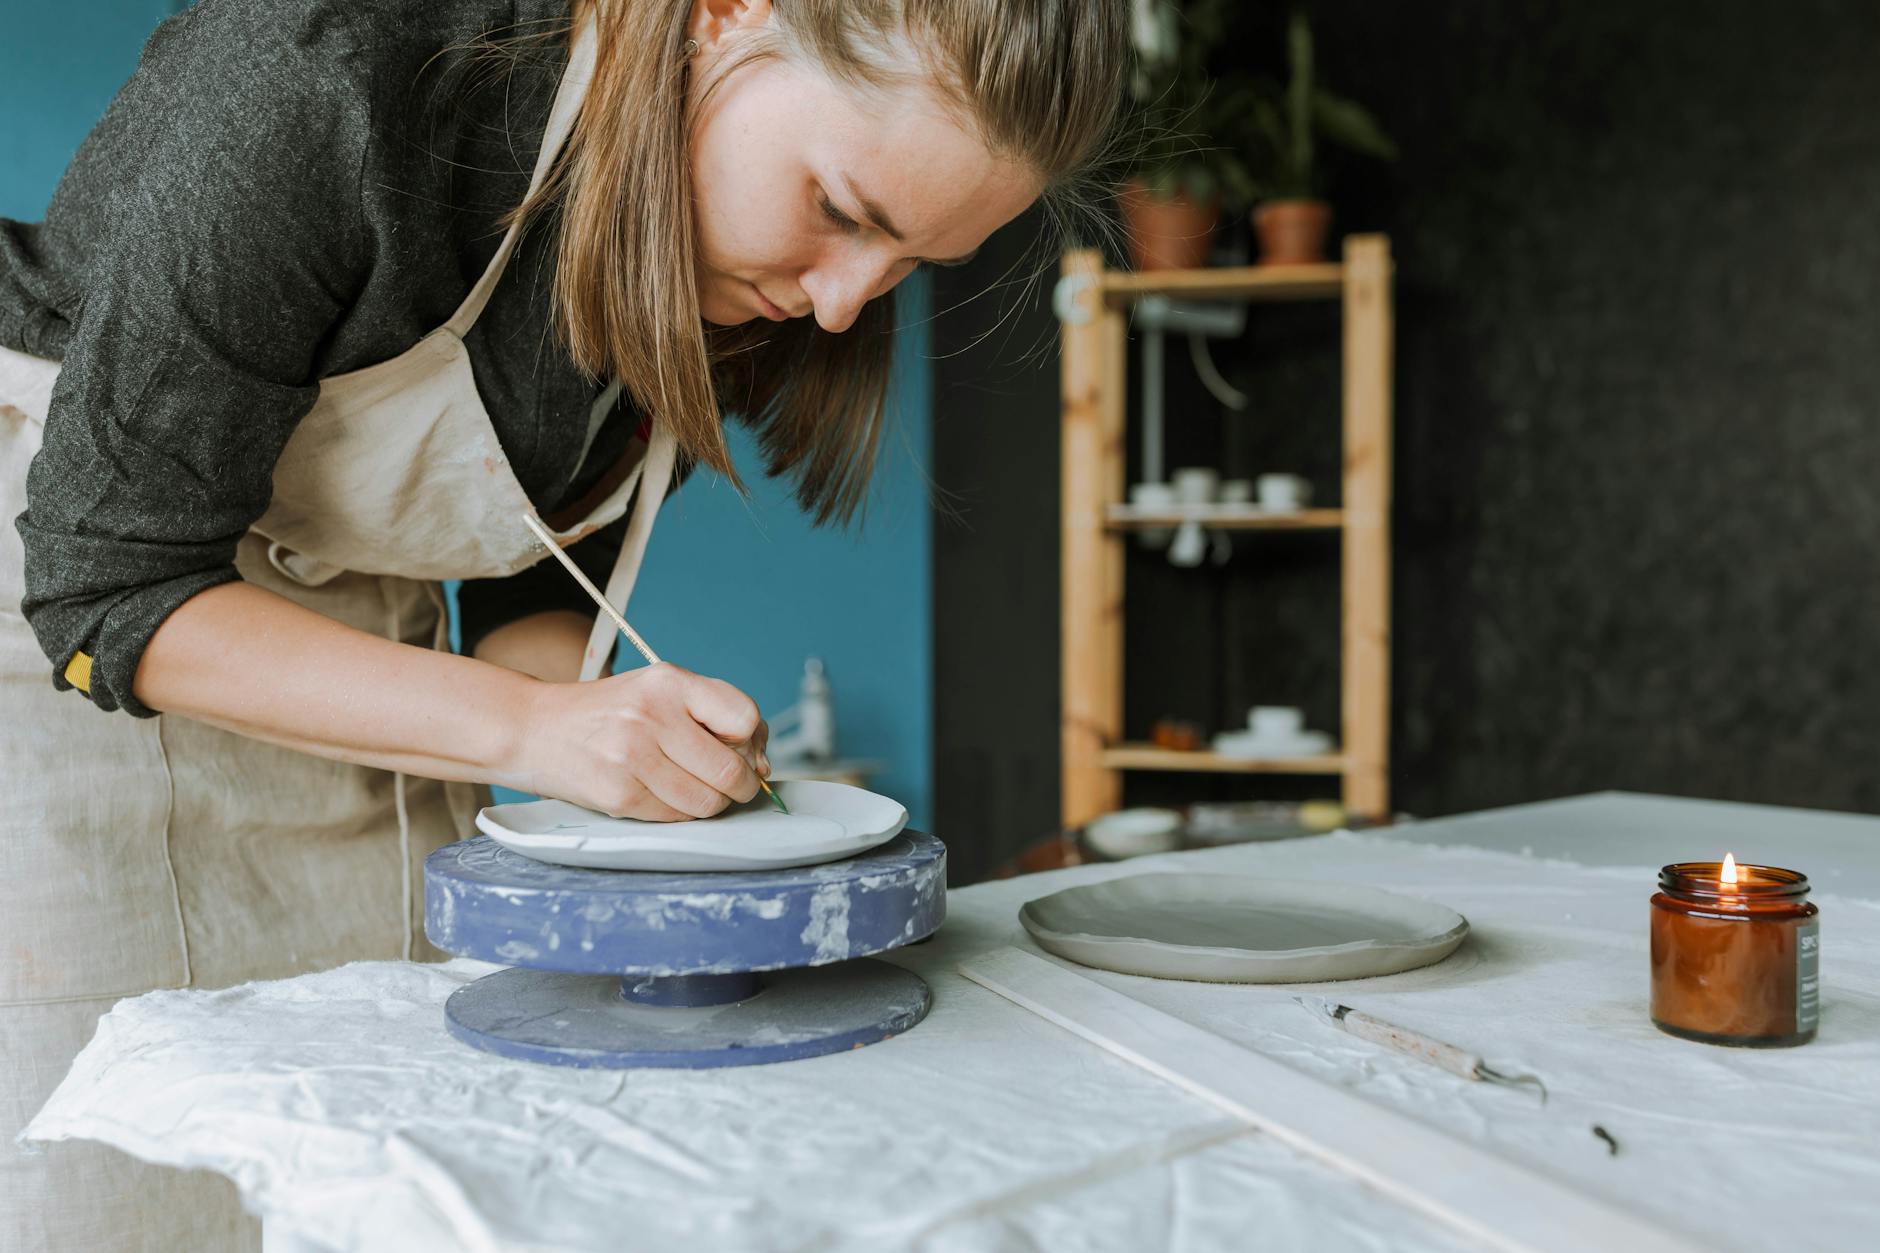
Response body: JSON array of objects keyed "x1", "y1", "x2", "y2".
[{"x1": 25, "y1": 792, "x2": 1880, "y2": 1251}]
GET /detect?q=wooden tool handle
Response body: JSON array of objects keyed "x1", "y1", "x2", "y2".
[
  {"x1": 1335, "y1": 1007, "x2": 1484, "y2": 1082},
  {"x1": 521, "y1": 511, "x2": 662, "y2": 666}
]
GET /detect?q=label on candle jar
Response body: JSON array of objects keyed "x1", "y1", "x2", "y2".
[{"x1": 1797, "y1": 920, "x2": 1820, "y2": 1034}]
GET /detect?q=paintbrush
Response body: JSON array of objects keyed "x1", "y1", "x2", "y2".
[{"x1": 521, "y1": 511, "x2": 787, "y2": 813}]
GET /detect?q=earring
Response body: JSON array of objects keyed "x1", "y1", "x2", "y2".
[{"x1": 683, "y1": 38, "x2": 700, "y2": 56}]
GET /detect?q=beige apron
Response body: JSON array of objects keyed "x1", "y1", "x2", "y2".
[{"x1": 0, "y1": 17, "x2": 666, "y2": 1251}]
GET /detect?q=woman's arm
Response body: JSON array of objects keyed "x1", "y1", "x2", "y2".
[
  {"x1": 135, "y1": 583, "x2": 769, "y2": 820},
  {"x1": 473, "y1": 608, "x2": 591, "y2": 682},
  {"x1": 18, "y1": 6, "x2": 371, "y2": 717}
]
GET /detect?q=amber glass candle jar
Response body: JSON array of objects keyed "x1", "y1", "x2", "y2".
[{"x1": 1650, "y1": 860, "x2": 1819, "y2": 1047}]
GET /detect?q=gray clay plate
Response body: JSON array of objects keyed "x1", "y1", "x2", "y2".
[{"x1": 1019, "y1": 873, "x2": 1469, "y2": 983}]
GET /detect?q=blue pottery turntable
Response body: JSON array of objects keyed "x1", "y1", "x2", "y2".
[{"x1": 424, "y1": 830, "x2": 946, "y2": 1069}]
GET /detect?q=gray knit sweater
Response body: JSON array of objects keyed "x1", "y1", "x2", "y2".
[{"x1": 1, "y1": 0, "x2": 639, "y2": 715}]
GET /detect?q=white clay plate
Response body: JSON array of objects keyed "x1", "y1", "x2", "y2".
[
  {"x1": 1020, "y1": 873, "x2": 1469, "y2": 983},
  {"x1": 477, "y1": 780, "x2": 908, "y2": 872}
]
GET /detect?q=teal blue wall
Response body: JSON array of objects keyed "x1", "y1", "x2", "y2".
[
  {"x1": 3, "y1": 2, "x2": 935, "y2": 829},
  {"x1": 0, "y1": 3, "x2": 186, "y2": 220}
]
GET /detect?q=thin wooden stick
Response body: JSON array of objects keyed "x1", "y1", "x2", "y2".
[
  {"x1": 520, "y1": 511, "x2": 785, "y2": 812},
  {"x1": 521, "y1": 512, "x2": 661, "y2": 666}
]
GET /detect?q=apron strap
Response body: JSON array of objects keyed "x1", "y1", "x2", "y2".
[
  {"x1": 442, "y1": 15, "x2": 598, "y2": 341},
  {"x1": 577, "y1": 422, "x2": 678, "y2": 682}
]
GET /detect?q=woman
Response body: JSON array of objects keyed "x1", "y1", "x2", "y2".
[{"x1": 0, "y1": 0, "x2": 1126, "y2": 1246}]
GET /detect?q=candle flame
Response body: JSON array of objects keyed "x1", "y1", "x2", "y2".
[{"x1": 1721, "y1": 852, "x2": 1739, "y2": 886}]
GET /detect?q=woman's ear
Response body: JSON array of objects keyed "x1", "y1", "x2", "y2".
[{"x1": 687, "y1": 0, "x2": 774, "y2": 51}]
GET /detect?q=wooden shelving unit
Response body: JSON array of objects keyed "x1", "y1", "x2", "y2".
[{"x1": 1057, "y1": 236, "x2": 1393, "y2": 829}]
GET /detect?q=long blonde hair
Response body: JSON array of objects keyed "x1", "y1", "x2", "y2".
[{"x1": 511, "y1": 0, "x2": 1128, "y2": 524}]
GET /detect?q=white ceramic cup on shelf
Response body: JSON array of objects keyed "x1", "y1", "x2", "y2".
[
  {"x1": 1256, "y1": 473, "x2": 1311, "y2": 511},
  {"x1": 1171, "y1": 467, "x2": 1219, "y2": 506},
  {"x1": 1249, "y1": 705, "x2": 1305, "y2": 739},
  {"x1": 1130, "y1": 481, "x2": 1176, "y2": 510},
  {"x1": 1217, "y1": 479, "x2": 1254, "y2": 505}
]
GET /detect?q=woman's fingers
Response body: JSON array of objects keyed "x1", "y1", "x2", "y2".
[
  {"x1": 634, "y1": 745, "x2": 738, "y2": 820},
  {"x1": 661, "y1": 717, "x2": 761, "y2": 805},
  {"x1": 616, "y1": 787, "x2": 693, "y2": 824},
  {"x1": 671, "y1": 667, "x2": 763, "y2": 747}
]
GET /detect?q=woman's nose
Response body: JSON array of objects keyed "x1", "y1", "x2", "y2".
[{"x1": 800, "y1": 251, "x2": 912, "y2": 334}]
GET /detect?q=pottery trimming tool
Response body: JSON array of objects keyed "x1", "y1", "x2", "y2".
[
  {"x1": 962, "y1": 948, "x2": 1702, "y2": 1253},
  {"x1": 522, "y1": 510, "x2": 786, "y2": 813},
  {"x1": 1296, "y1": 997, "x2": 1547, "y2": 1101}
]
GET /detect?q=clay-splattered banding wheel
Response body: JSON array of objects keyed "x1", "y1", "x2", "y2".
[
  {"x1": 427, "y1": 831, "x2": 945, "y2": 974},
  {"x1": 424, "y1": 831, "x2": 946, "y2": 1068}
]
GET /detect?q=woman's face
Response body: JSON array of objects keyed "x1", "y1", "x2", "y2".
[{"x1": 685, "y1": 4, "x2": 1040, "y2": 332}]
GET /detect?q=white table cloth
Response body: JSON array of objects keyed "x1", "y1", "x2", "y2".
[{"x1": 24, "y1": 794, "x2": 1880, "y2": 1252}]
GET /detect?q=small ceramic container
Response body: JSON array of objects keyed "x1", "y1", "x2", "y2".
[
  {"x1": 1257, "y1": 473, "x2": 1311, "y2": 510},
  {"x1": 1172, "y1": 467, "x2": 1219, "y2": 505},
  {"x1": 1082, "y1": 808, "x2": 1184, "y2": 860},
  {"x1": 1129, "y1": 481, "x2": 1176, "y2": 509},
  {"x1": 1250, "y1": 706, "x2": 1305, "y2": 739}
]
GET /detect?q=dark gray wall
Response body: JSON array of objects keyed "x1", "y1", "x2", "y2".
[
  {"x1": 929, "y1": 220, "x2": 1068, "y2": 883},
  {"x1": 933, "y1": 1, "x2": 1880, "y2": 882}
]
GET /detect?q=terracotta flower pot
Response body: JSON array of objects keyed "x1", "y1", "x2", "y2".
[
  {"x1": 1119, "y1": 181, "x2": 1221, "y2": 271},
  {"x1": 1252, "y1": 199, "x2": 1332, "y2": 265}
]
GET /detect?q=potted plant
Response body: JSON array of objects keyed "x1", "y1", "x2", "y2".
[
  {"x1": 1243, "y1": 10, "x2": 1396, "y2": 265},
  {"x1": 1119, "y1": 0, "x2": 1257, "y2": 271}
]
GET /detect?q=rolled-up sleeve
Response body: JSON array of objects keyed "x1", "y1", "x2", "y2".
[{"x1": 14, "y1": 6, "x2": 369, "y2": 715}]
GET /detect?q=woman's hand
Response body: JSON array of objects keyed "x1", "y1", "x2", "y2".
[{"x1": 518, "y1": 662, "x2": 771, "y2": 821}]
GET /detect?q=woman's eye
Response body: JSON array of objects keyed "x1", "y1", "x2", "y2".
[{"x1": 818, "y1": 194, "x2": 861, "y2": 235}]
